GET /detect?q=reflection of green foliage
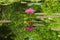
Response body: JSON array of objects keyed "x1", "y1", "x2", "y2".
[
  {"x1": 41, "y1": 1, "x2": 60, "y2": 15},
  {"x1": 0, "y1": 0, "x2": 20, "y2": 5},
  {"x1": 1, "y1": 0, "x2": 60, "y2": 40},
  {"x1": 0, "y1": 24, "x2": 16, "y2": 40}
]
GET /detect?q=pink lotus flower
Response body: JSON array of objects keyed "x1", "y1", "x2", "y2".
[
  {"x1": 26, "y1": 26, "x2": 34, "y2": 31},
  {"x1": 25, "y1": 8, "x2": 35, "y2": 13}
]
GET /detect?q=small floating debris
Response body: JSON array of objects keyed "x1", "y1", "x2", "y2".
[
  {"x1": 33, "y1": 24, "x2": 44, "y2": 26},
  {"x1": 47, "y1": 17, "x2": 53, "y2": 20},
  {"x1": 35, "y1": 13, "x2": 46, "y2": 16},
  {"x1": 36, "y1": 15, "x2": 60, "y2": 18},
  {"x1": 21, "y1": 2, "x2": 27, "y2": 4},
  {"x1": 51, "y1": 27, "x2": 60, "y2": 31},
  {"x1": 52, "y1": 13, "x2": 60, "y2": 16},
  {"x1": 0, "y1": 20, "x2": 11, "y2": 23},
  {"x1": 29, "y1": 20, "x2": 43, "y2": 24},
  {"x1": 35, "y1": 13, "x2": 60, "y2": 16},
  {"x1": 28, "y1": 3, "x2": 41, "y2": 6}
]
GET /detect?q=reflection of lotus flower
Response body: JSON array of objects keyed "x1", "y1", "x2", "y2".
[
  {"x1": 25, "y1": 8, "x2": 35, "y2": 13},
  {"x1": 26, "y1": 26, "x2": 34, "y2": 31}
]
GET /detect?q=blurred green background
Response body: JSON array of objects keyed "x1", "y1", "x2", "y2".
[{"x1": 0, "y1": 0, "x2": 60, "y2": 40}]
